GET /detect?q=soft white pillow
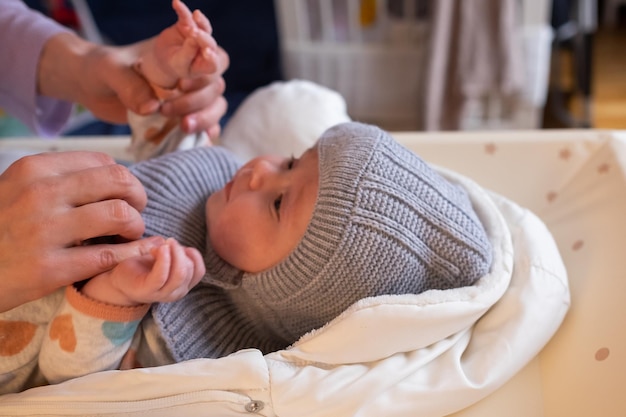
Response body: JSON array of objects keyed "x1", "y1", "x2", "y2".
[{"x1": 219, "y1": 79, "x2": 351, "y2": 161}]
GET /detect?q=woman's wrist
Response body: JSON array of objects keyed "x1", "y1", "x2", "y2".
[{"x1": 37, "y1": 32, "x2": 92, "y2": 102}]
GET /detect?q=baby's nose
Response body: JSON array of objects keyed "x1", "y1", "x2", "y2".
[{"x1": 247, "y1": 159, "x2": 276, "y2": 191}]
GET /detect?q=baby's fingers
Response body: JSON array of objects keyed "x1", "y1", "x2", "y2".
[
  {"x1": 173, "y1": 0, "x2": 195, "y2": 33},
  {"x1": 193, "y1": 9, "x2": 213, "y2": 35},
  {"x1": 184, "y1": 247, "x2": 206, "y2": 289},
  {"x1": 156, "y1": 240, "x2": 200, "y2": 301},
  {"x1": 146, "y1": 243, "x2": 173, "y2": 291}
]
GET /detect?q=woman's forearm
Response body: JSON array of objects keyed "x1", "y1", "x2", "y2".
[
  {"x1": 36, "y1": 31, "x2": 92, "y2": 102},
  {"x1": 36, "y1": 32, "x2": 159, "y2": 124}
]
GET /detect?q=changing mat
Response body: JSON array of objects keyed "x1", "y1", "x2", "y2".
[{"x1": 0, "y1": 81, "x2": 570, "y2": 416}]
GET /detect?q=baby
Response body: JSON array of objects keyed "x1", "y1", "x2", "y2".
[
  {"x1": 0, "y1": 1, "x2": 493, "y2": 393},
  {"x1": 136, "y1": 122, "x2": 495, "y2": 364}
]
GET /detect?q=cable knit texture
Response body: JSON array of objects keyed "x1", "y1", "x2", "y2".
[{"x1": 130, "y1": 122, "x2": 493, "y2": 362}]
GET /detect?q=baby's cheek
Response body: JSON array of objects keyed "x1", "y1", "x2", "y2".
[
  {"x1": 207, "y1": 213, "x2": 236, "y2": 260},
  {"x1": 209, "y1": 225, "x2": 243, "y2": 269}
]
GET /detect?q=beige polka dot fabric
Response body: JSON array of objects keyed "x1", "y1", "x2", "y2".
[{"x1": 395, "y1": 129, "x2": 626, "y2": 417}]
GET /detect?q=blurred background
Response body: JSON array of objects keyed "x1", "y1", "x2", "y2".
[{"x1": 0, "y1": 0, "x2": 624, "y2": 137}]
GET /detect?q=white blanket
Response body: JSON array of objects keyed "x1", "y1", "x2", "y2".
[
  {"x1": 0, "y1": 81, "x2": 570, "y2": 417},
  {"x1": 0, "y1": 162, "x2": 570, "y2": 417}
]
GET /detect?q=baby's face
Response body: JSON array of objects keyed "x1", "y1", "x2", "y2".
[{"x1": 206, "y1": 147, "x2": 319, "y2": 272}]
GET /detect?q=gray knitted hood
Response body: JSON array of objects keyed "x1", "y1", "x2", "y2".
[
  {"x1": 227, "y1": 122, "x2": 493, "y2": 347},
  {"x1": 131, "y1": 122, "x2": 493, "y2": 362}
]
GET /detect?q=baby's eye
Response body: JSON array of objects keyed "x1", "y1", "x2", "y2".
[
  {"x1": 274, "y1": 195, "x2": 283, "y2": 212},
  {"x1": 287, "y1": 155, "x2": 295, "y2": 170}
]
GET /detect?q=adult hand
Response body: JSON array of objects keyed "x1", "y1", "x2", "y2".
[
  {"x1": 144, "y1": 0, "x2": 221, "y2": 86},
  {"x1": 146, "y1": 0, "x2": 230, "y2": 139},
  {"x1": 0, "y1": 151, "x2": 161, "y2": 313},
  {"x1": 160, "y1": 46, "x2": 229, "y2": 139},
  {"x1": 38, "y1": 32, "x2": 229, "y2": 138}
]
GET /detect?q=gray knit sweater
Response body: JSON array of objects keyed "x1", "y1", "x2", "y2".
[
  {"x1": 129, "y1": 122, "x2": 493, "y2": 363},
  {"x1": 130, "y1": 146, "x2": 287, "y2": 361}
]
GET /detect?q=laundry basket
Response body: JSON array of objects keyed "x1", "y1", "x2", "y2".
[
  {"x1": 275, "y1": 0, "x2": 430, "y2": 130},
  {"x1": 274, "y1": 0, "x2": 553, "y2": 131}
]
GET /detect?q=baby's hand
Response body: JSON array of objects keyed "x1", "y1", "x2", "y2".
[
  {"x1": 141, "y1": 0, "x2": 219, "y2": 90},
  {"x1": 171, "y1": 0, "x2": 220, "y2": 78},
  {"x1": 82, "y1": 238, "x2": 206, "y2": 306}
]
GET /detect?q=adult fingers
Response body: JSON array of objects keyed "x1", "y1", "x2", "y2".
[
  {"x1": 4, "y1": 161, "x2": 147, "y2": 249},
  {"x1": 66, "y1": 198, "x2": 146, "y2": 243},
  {"x1": 178, "y1": 73, "x2": 224, "y2": 96},
  {"x1": 194, "y1": 95, "x2": 227, "y2": 138},
  {"x1": 2, "y1": 151, "x2": 116, "y2": 181},
  {"x1": 179, "y1": 95, "x2": 227, "y2": 135},
  {"x1": 84, "y1": 44, "x2": 161, "y2": 120},
  {"x1": 207, "y1": 124, "x2": 221, "y2": 141},
  {"x1": 163, "y1": 77, "x2": 227, "y2": 134},
  {"x1": 102, "y1": 50, "x2": 161, "y2": 117},
  {"x1": 50, "y1": 237, "x2": 165, "y2": 289},
  {"x1": 113, "y1": 64, "x2": 161, "y2": 116},
  {"x1": 61, "y1": 163, "x2": 148, "y2": 212}
]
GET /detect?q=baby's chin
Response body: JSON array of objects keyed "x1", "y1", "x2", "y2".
[{"x1": 206, "y1": 233, "x2": 278, "y2": 274}]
